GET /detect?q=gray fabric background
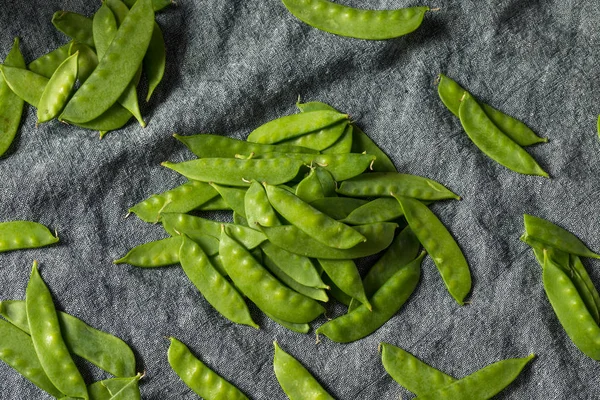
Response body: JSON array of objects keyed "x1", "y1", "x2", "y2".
[{"x1": 1, "y1": 0, "x2": 600, "y2": 398}]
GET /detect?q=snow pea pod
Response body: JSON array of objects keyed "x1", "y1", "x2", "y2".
[
  {"x1": 220, "y1": 227, "x2": 324, "y2": 323},
  {"x1": 247, "y1": 110, "x2": 348, "y2": 144},
  {"x1": 351, "y1": 124, "x2": 396, "y2": 172},
  {"x1": 0, "y1": 319, "x2": 63, "y2": 398},
  {"x1": 100, "y1": 373, "x2": 142, "y2": 399},
  {"x1": 458, "y1": 93, "x2": 548, "y2": 177},
  {"x1": 210, "y1": 183, "x2": 247, "y2": 218},
  {"x1": 245, "y1": 180, "x2": 280, "y2": 228},
  {"x1": 1, "y1": 300, "x2": 137, "y2": 378},
  {"x1": 168, "y1": 337, "x2": 248, "y2": 400},
  {"x1": 416, "y1": 355, "x2": 534, "y2": 399},
  {"x1": 60, "y1": 0, "x2": 154, "y2": 124},
  {"x1": 261, "y1": 222, "x2": 397, "y2": 259},
  {"x1": 523, "y1": 214, "x2": 600, "y2": 259},
  {"x1": 114, "y1": 236, "x2": 181, "y2": 267},
  {"x1": 279, "y1": 120, "x2": 347, "y2": 151},
  {"x1": 28, "y1": 42, "x2": 72, "y2": 78},
  {"x1": 37, "y1": 51, "x2": 79, "y2": 123},
  {"x1": 273, "y1": 342, "x2": 334, "y2": 400},
  {"x1": 179, "y1": 235, "x2": 258, "y2": 328},
  {"x1": 261, "y1": 241, "x2": 326, "y2": 288},
  {"x1": 569, "y1": 254, "x2": 600, "y2": 324},
  {"x1": 93, "y1": 3, "x2": 118, "y2": 59},
  {"x1": 52, "y1": 11, "x2": 95, "y2": 48},
  {"x1": 263, "y1": 255, "x2": 329, "y2": 302},
  {"x1": 309, "y1": 197, "x2": 367, "y2": 220},
  {"x1": 395, "y1": 195, "x2": 471, "y2": 306},
  {"x1": 316, "y1": 252, "x2": 423, "y2": 343},
  {"x1": 69, "y1": 42, "x2": 98, "y2": 83},
  {"x1": 318, "y1": 259, "x2": 369, "y2": 309},
  {"x1": 162, "y1": 157, "x2": 304, "y2": 186},
  {"x1": 282, "y1": 0, "x2": 428, "y2": 40},
  {"x1": 341, "y1": 197, "x2": 405, "y2": 225},
  {"x1": 337, "y1": 172, "x2": 460, "y2": 200},
  {"x1": 144, "y1": 22, "x2": 166, "y2": 101},
  {"x1": 0, "y1": 38, "x2": 25, "y2": 157},
  {"x1": 0, "y1": 221, "x2": 58, "y2": 252},
  {"x1": 265, "y1": 312, "x2": 310, "y2": 334},
  {"x1": 26, "y1": 263, "x2": 88, "y2": 399},
  {"x1": 322, "y1": 123, "x2": 353, "y2": 154},
  {"x1": 295, "y1": 168, "x2": 326, "y2": 203}
]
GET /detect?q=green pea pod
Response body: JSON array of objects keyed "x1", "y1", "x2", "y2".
[
  {"x1": 168, "y1": 337, "x2": 248, "y2": 400},
  {"x1": 52, "y1": 11, "x2": 95, "y2": 48},
  {"x1": 101, "y1": 373, "x2": 142, "y2": 399},
  {"x1": 69, "y1": 42, "x2": 99, "y2": 83},
  {"x1": 0, "y1": 221, "x2": 58, "y2": 252},
  {"x1": 295, "y1": 168, "x2": 326, "y2": 203},
  {"x1": 114, "y1": 237, "x2": 182, "y2": 267},
  {"x1": 28, "y1": 42, "x2": 72, "y2": 78},
  {"x1": 261, "y1": 241, "x2": 326, "y2": 288},
  {"x1": 337, "y1": 172, "x2": 460, "y2": 201},
  {"x1": 318, "y1": 259, "x2": 370, "y2": 309},
  {"x1": 322, "y1": 123, "x2": 353, "y2": 154},
  {"x1": 520, "y1": 234, "x2": 570, "y2": 270},
  {"x1": 316, "y1": 252, "x2": 424, "y2": 343},
  {"x1": 263, "y1": 255, "x2": 329, "y2": 302},
  {"x1": 124, "y1": 0, "x2": 172, "y2": 12},
  {"x1": 309, "y1": 197, "x2": 368, "y2": 220},
  {"x1": 0, "y1": 319, "x2": 63, "y2": 398},
  {"x1": 569, "y1": 254, "x2": 600, "y2": 325},
  {"x1": 1, "y1": 300, "x2": 137, "y2": 378},
  {"x1": 0, "y1": 38, "x2": 25, "y2": 158},
  {"x1": 144, "y1": 23, "x2": 166, "y2": 101},
  {"x1": 245, "y1": 180, "x2": 280, "y2": 228},
  {"x1": 380, "y1": 343, "x2": 456, "y2": 396},
  {"x1": 93, "y1": 3, "x2": 118, "y2": 59},
  {"x1": 210, "y1": 183, "x2": 247, "y2": 218},
  {"x1": 351, "y1": 124, "x2": 397, "y2": 172},
  {"x1": 282, "y1": 0, "x2": 428, "y2": 40},
  {"x1": 395, "y1": 195, "x2": 471, "y2": 306},
  {"x1": 279, "y1": 120, "x2": 347, "y2": 151},
  {"x1": 261, "y1": 222, "x2": 397, "y2": 259},
  {"x1": 264, "y1": 312, "x2": 310, "y2": 334},
  {"x1": 273, "y1": 342, "x2": 334, "y2": 400},
  {"x1": 26, "y1": 262, "x2": 88, "y2": 399},
  {"x1": 179, "y1": 235, "x2": 258, "y2": 328},
  {"x1": 458, "y1": 93, "x2": 548, "y2": 177},
  {"x1": 296, "y1": 100, "x2": 338, "y2": 113},
  {"x1": 322, "y1": 274, "x2": 352, "y2": 306},
  {"x1": 415, "y1": 355, "x2": 535, "y2": 399},
  {"x1": 341, "y1": 197, "x2": 406, "y2": 225},
  {"x1": 523, "y1": 214, "x2": 600, "y2": 259},
  {"x1": 37, "y1": 51, "x2": 79, "y2": 123}
]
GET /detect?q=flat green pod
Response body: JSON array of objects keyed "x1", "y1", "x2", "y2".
[
  {"x1": 341, "y1": 197, "x2": 405, "y2": 225},
  {"x1": 69, "y1": 42, "x2": 98, "y2": 83},
  {"x1": 309, "y1": 197, "x2": 368, "y2": 220},
  {"x1": 124, "y1": 0, "x2": 172, "y2": 12},
  {"x1": 0, "y1": 65, "x2": 48, "y2": 107},
  {"x1": 318, "y1": 259, "x2": 369, "y2": 309},
  {"x1": 52, "y1": 11, "x2": 95, "y2": 48},
  {"x1": 101, "y1": 373, "x2": 142, "y2": 399},
  {"x1": 0, "y1": 38, "x2": 25, "y2": 157},
  {"x1": 0, "y1": 221, "x2": 58, "y2": 252},
  {"x1": 245, "y1": 180, "x2": 280, "y2": 228},
  {"x1": 351, "y1": 124, "x2": 397, "y2": 172},
  {"x1": 114, "y1": 237, "x2": 181, "y2": 267},
  {"x1": 322, "y1": 123, "x2": 353, "y2": 154},
  {"x1": 263, "y1": 255, "x2": 329, "y2": 302},
  {"x1": 210, "y1": 183, "x2": 247, "y2": 218},
  {"x1": 279, "y1": 120, "x2": 347, "y2": 151},
  {"x1": 28, "y1": 42, "x2": 72, "y2": 78},
  {"x1": 264, "y1": 312, "x2": 310, "y2": 334},
  {"x1": 37, "y1": 51, "x2": 79, "y2": 123},
  {"x1": 144, "y1": 22, "x2": 166, "y2": 101},
  {"x1": 261, "y1": 241, "x2": 326, "y2": 289}
]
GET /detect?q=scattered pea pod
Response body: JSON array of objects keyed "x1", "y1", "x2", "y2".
[
  {"x1": 114, "y1": 236, "x2": 182, "y2": 267},
  {"x1": 0, "y1": 221, "x2": 58, "y2": 252},
  {"x1": 37, "y1": 51, "x2": 79, "y2": 123},
  {"x1": 0, "y1": 38, "x2": 25, "y2": 158},
  {"x1": 52, "y1": 11, "x2": 95, "y2": 48},
  {"x1": 28, "y1": 42, "x2": 72, "y2": 79}
]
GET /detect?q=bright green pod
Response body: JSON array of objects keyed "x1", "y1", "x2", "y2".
[
  {"x1": 52, "y1": 11, "x2": 95, "y2": 48},
  {"x1": 261, "y1": 222, "x2": 397, "y2": 259},
  {"x1": 309, "y1": 197, "x2": 368, "y2": 220},
  {"x1": 93, "y1": 3, "x2": 118, "y2": 59},
  {"x1": 322, "y1": 274, "x2": 352, "y2": 306},
  {"x1": 337, "y1": 172, "x2": 460, "y2": 200},
  {"x1": 395, "y1": 195, "x2": 471, "y2": 306},
  {"x1": 282, "y1": 0, "x2": 428, "y2": 40},
  {"x1": 144, "y1": 23, "x2": 166, "y2": 101},
  {"x1": 210, "y1": 183, "x2": 247, "y2": 218},
  {"x1": 60, "y1": 0, "x2": 154, "y2": 124},
  {"x1": 168, "y1": 337, "x2": 248, "y2": 400},
  {"x1": 264, "y1": 312, "x2": 310, "y2": 334},
  {"x1": 0, "y1": 319, "x2": 63, "y2": 398},
  {"x1": 263, "y1": 255, "x2": 329, "y2": 302},
  {"x1": 198, "y1": 195, "x2": 231, "y2": 211},
  {"x1": 316, "y1": 252, "x2": 423, "y2": 343},
  {"x1": 37, "y1": 52, "x2": 79, "y2": 123},
  {"x1": 318, "y1": 259, "x2": 369, "y2": 309},
  {"x1": 351, "y1": 124, "x2": 397, "y2": 172},
  {"x1": 180, "y1": 235, "x2": 258, "y2": 328},
  {"x1": 569, "y1": 255, "x2": 600, "y2": 324},
  {"x1": 0, "y1": 38, "x2": 25, "y2": 157},
  {"x1": 273, "y1": 342, "x2": 334, "y2": 400},
  {"x1": 114, "y1": 237, "x2": 181, "y2": 267},
  {"x1": 380, "y1": 343, "x2": 456, "y2": 396},
  {"x1": 247, "y1": 110, "x2": 348, "y2": 144},
  {"x1": 261, "y1": 241, "x2": 325, "y2": 288},
  {"x1": 162, "y1": 157, "x2": 304, "y2": 186},
  {"x1": 28, "y1": 42, "x2": 72, "y2": 78},
  {"x1": 100, "y1": 373, "x2": 142, "y2": 399},
  {"x1": 265, "y1": 183, "x2": 365, "y2": 249},
  {"x1": 26, "y1": 263, "x2": 88, "y2": 399},
  {"x1": 458, "y1": 93, "x2": 548, "y2": 177},
  {"x1": 295, "y1": 168, "x2": 325, "y2": 203},
  {"x1": 322, "y1": 123, "x2": 353, "y2": 154},
  {"x1": 220, "y1": 227, "x2": 324, "y2": 323},
  {"x1": 341, "y1": 197, "x2": 406, "y2": 225},
  {"x1": 521, "y1": 234, "x2": 570, "y2": 270},
  {"x1": 314, "y1": 167, "x2": 336, "y2": 197},
  {"x1": 0, "y1": 221, "x2": 58, "y2": 252},
  {"x1": 279, "y1": 120, "x2": 347, "y2": 151},
  {"x1": 0, "y1": 65, "x2": 48, "y2": 107},
  {"x1": 69, "y1": 42, "x2": 98, "y2": 83},
  {"x1": 245, "y1": 180, "x2": 280, "y2": 228},
  {"x1": 416, "y1": 355, "x2": 535, "y2": 399},
  {"x1": 523, "y1": 214, "x2": 600, "y2": 259},
  {"x1": 295, "y1": 100, "x2": 337, "y2": 113},
  {"x1": 0, "y1": 300, "x2": 137, "y2": 378}
]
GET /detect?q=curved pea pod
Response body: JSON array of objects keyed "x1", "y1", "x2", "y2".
[
  {"x1": 210, "y1": 183, "x2": 247, "y2": 217},
  {"x1": 322, "y1": 274, "x2": 352, "y2": 306},
  {"x1": 144, "y1": 22, "x2": 166, "y2": 101},
  {"x1": 0, "y1": 319, "x2": 63, "y2": 398},
  {"x1": 52, "y1": 11, "x2": 95, "y2": 48},
  {"x1": 416, "y1": 355, "x2": 535, "y2": 400},
  {"x1": 168, "y1": 337, "x2": 248, "y2": 400},
  {"x1": 395, "y1": 195, "x2": 471, "y2": 306},
  {"x1": 198, "y1": 195, "x2": 231, "y2": 211},
  {"x1": 543, "y1": 253, "x2": 600, "y2": 360},
  {"x1": 282, "y1": 0, "x2": 428, "y2": 40},
  {"x1": 26, "y1": 263, "x2": 88, "y2": 399},
  {"x1": 247, "y1": 110, "x2": 348, "y2": 144},
  {"x1": 261, "y1": 241, "x2": 326, "y2": 288},
  {"x1": 520, "y1": 234, "x2": 570, "y2": 270},
  {"x1": 458, "y1": 93, "x2": 549, "y2": 177},
  {"x1": 1, "y1": 300, "x2": 137, "y2": 378},
  {"x1": 93, "y1": 3, "x2": 118, "y2": 59},
  {"x1": 37, "y1": 51, "x2": 79, "y2": 123},
  {"x1": 28, "y1": 42, "x2": 72, "y2": 78},
  {"x1": 273, "y1": 342, "x2": 334, "y2": 400},
  {"x1": 341, "y1": 197, "x2": 406, "y2": 225},
  {"x1": 338, "y1": 172, "x2": 460, "y2": 201},
  {"x1": 569, "y1": 255, "x2": 600, "y2": 324},
  {"x1": 296, "y1": 100, "x2": 338, "y2": 113},
  {"x1": 60, "y1": 0, "x2": 154, "y2": 124},
  {"x1": 523, "y1": 214, "x2": 600, "y2": 259},
  {"x1": 162, "y1": 157, "x2": 304, "y2": 186},
  {"x1": 295, "y1": 168, "x2": 325, "y2": 203},
  {"x1": 69, "y1": 42, "x2": 98, "y2": 83},
  {"x1": 129, "y1": 180, "x2": 219, "y2": 223},
  {"x1": 0, "y1": 65, "x2": 48, "y2": 107},
  {"x1": 265, "y1": 183, "x2": 365, "y2": 249},
  {"x1": 261, "y1": 222, "x2": 397, "y2": 259},
  {"x1": 263, "y1": 255, "x2": 329, "y2": 302},
  {"x1": 0, "y1": 221, "x2": 58, "y2": 252},
  {"x1": 180, "y1": 235, "x2": 258, "y2": 328},
  {"x1": 309, "y1": 197, "x2": 368, "y2": 220},
  {"x1": 220, "y1": 227, "x2": 324, "y2": 323},
  {"x1": 318, "y1": 259, "x2": 369, "y2": 309},
  {"x1": 316, "y1": 252, "x2": 423, "y2": 343},
  {"x1": 351, "y1": 124, "x2": 397, "y2": 172},
  {"x1": 279, "y1": 120, "x2": 347, "y2": 151},
  {"x1": 174, "y1": 133, "x2": 318, "y2": 158},
  {"x1": 380, "y1": 343, "x2": 456, "y2": 396},
  {"x1": 0, "y1": 38, "x2": 25, "y2": 158},
  {"x1": 245, "y1": 180, "x2": 280, "y2": 228},
  {"x1": 265, "y1": 312, "x2": 310, "y2": 334},
  {"x1": 114, "y1": 236, "x2": 181, "y2": 267},
  {"x1": 322, "y1": 123, "x2": 353, "y2": 154}
]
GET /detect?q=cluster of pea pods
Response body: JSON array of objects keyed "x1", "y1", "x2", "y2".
[{"x1": 0, "y1": 0, "x2": 168, "y2": 158}]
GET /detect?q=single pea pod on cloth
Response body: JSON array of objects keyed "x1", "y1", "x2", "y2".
[
  {"x1": 281, "y1": 0, "x2": 430, "y2": 40},
  {"x1": 0, "y1": 261, "x2": 142, "y2": 398},
  {"x1": 521, "y1": 214, "x2": 600, "y2": 360},
  {"x1": 0, "y1": 221, "x2": 59, "y2": 253},
  {"x1": 380, "y1": 342, "x2": 534, "y2": 399}
]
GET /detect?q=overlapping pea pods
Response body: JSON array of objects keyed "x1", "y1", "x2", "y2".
[
  {"x1": 118, "y1": 101, "x2": 471, "y2": 342},
  {"x1": 0, "y1": 0, "x2": 168, "y2": 157},
  {"x1": 0, "y1": 262, "x2": 142, "y2": 399},
  {"x1": 521, "y1": 214, "x2": 600, "y2": 360}
]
